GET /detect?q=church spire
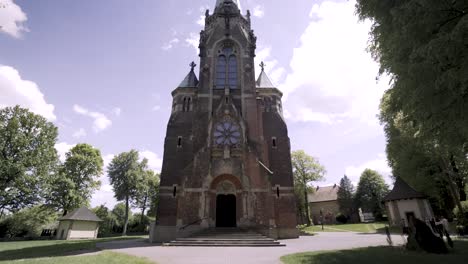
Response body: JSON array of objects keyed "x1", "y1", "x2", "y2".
[
  {"x1": 214, "y1": 0, "x2": 241, "y2": 13},
  {"x1": 178, "y1": 62, "x2": 199, "y2": 88},
  {"x1": 215, "y1": 0, "x2": 240, "y2": 9}
]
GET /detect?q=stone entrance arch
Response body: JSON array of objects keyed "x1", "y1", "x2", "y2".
[{"x1": 209, "y1": 175, "x2": 242, "y2": 227}]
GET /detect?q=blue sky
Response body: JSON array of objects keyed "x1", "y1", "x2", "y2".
[{"x1": 0, "y1": 0, "x2": 393, "y2": 209}]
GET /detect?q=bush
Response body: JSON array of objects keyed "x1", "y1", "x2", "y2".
[
  {"x1": 336, "y1": 213, "x2": 348, "y2": 224},
  {"x1": 0, "y1": 206, "x2": 57, "y2": 238},
  {"x1": 453, "y1": 201, "x2": 468, "y2": 226}
]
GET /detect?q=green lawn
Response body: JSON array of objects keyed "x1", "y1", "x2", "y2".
[
  {"x1": 2, "y1": 251, "x2": 154, "y2": 264},
  {"x1": 0, "y1": 236, "x2": 148, "y2": 263},
  {"x1": 281, "y1": 240, "x2": 468, "y2": 264},
  {"x1": 301, "y1": 222, "x2": 401, "y2": 234}
]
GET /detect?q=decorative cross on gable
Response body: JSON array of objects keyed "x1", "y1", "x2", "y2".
[
  {"x1": 260, "y1": 61, "x2": 266, "y2": 71},
  {"x1": 190, "y1": 61, "x2": 197, "y2": 71}
]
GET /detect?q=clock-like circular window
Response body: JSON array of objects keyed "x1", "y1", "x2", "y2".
[{"x1": 213, "y1": 121, "x2": 241, "y2": 146}]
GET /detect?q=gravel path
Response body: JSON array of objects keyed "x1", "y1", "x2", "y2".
[{"x1": 97, "y1": 232, "x2": 406, "y2": 264}]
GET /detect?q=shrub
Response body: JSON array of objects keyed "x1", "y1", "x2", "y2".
[
  {"x1": 453, "y1": 201, "x2": 468, "y2": 226},
  {"x1": 336, "y1": 213, "x2": 348, "y2": 224},
  {"x1": 1, "y1": 206, "x2": 57, "y2": 238}
]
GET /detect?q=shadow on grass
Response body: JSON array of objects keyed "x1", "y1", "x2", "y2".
[
  {"x1": 281, "y1": 240, "x2": 468, "y2": 264},
  {"x1": 0, "y1": 237, "x2": 152, "y2": 261}
]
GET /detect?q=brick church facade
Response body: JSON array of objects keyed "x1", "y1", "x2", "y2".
[{"x1": 150, "y1": 0, "x2": 298, "y2": 242}]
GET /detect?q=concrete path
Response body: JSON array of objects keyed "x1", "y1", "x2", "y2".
[{"x1": 97, "y1": 232, "x2": 407, "y2": 264}]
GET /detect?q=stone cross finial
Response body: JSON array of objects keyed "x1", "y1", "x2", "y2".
[
  {"x1": 260, "y1": 61, "x2": 266, "y2": 71},
  {"x1": 190, "y1": 61, "x2": 197, "y2": 71}
]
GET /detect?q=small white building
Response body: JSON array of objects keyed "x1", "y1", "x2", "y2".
[
  {"x1": 384, "y1": 177, "x2": 434, "y2": 227},
  {"x1": 56, "y1": 207, "x2": 102, "y2": 240}
]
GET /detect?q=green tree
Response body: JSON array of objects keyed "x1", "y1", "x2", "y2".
[
  {"x1": 147, "y1": 173, "x2": 160, "y2": 218},
  {"x1": 2, "y1": 205, "x2": 57, "y2": 238},
  {"x1": 47, "y1": 144, "x2": 103, "y2": 215},
  {"x1": 107, "y1": 150, "x2": 146, "y2": 235},
  {"x1": 337, "y1": 175, "x2": 355, "y2": 219},
  {"x1": 355, "y1": 0, "x2": 468, "y2": 213},
  {"x1": 380, "y1": 101, "x2": 466, "y2": 216},
  {"x1": 0, "y1": 106, "x2": 59, "y2": 214},
  {"x1": 112, "y1": 202, "x2": 133, "y2": 232},
  {"x1": 93, "y1": 205, "x2": 115, "y2": 236},
  {"x1": 134, "y1": 170, "x2": 159, "y2": 221},
  {"x1": 291, "y1": 150, "x2": 326, "y2": 226},
  {"x1": 355, "y1": 169, "x2": 389, "y2": 219}
]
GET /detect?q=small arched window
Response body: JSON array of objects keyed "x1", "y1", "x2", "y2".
[{"x1": 216, "y1": 47, "x2": 238, "y2": 89}]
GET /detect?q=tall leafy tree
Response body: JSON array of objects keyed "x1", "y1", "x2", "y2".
[
  {"x1": 355, "y1": 169, "x2": 389, "y2": 218},
  {"x1": 337, "y1": 175, "x2": 355, "y2": 219},
  {"x1": 380, "y1": 100, "x2": 466, "y2": 215},
  {"x1": 355, "y1": 0, "x2": 468, "y2": 213},
  {"x1": 147, "y1": 173, "x2": 160, "y2": 218},
  {"x1": 291, "y1": 150, "x2": 326, "y2": 226},
  {"x1": 0, "y1": 106, "x2": 59, "y2": 214},
  {"x1": 47, "y1": 144, "x2": 103, "y2": 215},
  {"x1": 134, "y1": 169, "x2": 159, "y2": 220},
  {"x1": 107, "y1": 150, "x2": 146, "y2": 235},
  {"x1": 134, "y1": 170, "x2": 159, "y2": 221}
]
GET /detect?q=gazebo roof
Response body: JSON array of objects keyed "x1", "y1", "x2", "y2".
[
  {"x1": 384, "y1": 177, "x2": 426, "y2": 201},
  {"x1": 59, "y1": 207, "x2": 102, "y2": 222}
]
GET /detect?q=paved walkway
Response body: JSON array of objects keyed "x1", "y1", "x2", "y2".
[{"x1": 97, "y1": 232, "x2": 406, "y2": 264}]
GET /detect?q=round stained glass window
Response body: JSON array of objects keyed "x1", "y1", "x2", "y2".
[{"x1": 213, "y1": 121, "x2": 241, "y2": 146}]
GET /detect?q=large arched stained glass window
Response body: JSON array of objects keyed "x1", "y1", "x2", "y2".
[
  {"x1": 216, "y1": 47, "x2": 238, "y2": 89},
  {"x1": 216, "y1": 56, "x2": 226, "y2": 88},
  {"x1": 228, "y1": 55, "x2": 237, "y2": 87}
]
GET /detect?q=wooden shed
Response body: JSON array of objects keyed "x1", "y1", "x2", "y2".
[{"x1": 56, "y1": 207, "x2": 102, "y2": 240}]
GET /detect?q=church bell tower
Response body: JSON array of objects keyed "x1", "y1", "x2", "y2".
[{"x1": 151, "y1": 0, "x2": 299, "y2": 242}]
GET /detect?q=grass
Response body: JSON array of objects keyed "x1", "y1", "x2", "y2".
[
  {"x1": 301, "y1": 222, "x2": 401, "y2": 234},
  {"x1": 2, "y1": 251, "x2": 155, "y2": 264},
  {"x1": 0, "y1": 235, "x2": 148, "y2": 263},
  {"x1": 281, "y1": 239, "x2": 468, "y2": 264}
]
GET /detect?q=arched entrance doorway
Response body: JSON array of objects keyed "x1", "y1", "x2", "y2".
[{"x1": 216, "y1": 194, "x2": 236, "y2": 227}]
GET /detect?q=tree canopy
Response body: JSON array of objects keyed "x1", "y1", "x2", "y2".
[
  {"x1": 355, "y1": 0, "x2": 468, "y2": 215},
  {"x1": 291, "y1": 150, "x2": 326, "y2": 226},
  {"x1": 356, "y1": 0, "x2": 468, "y2": 152},
  {"x1": 337, "y1": 175, "x2": 355, "y2": 218},
  {"x1": 107, "y1": 150, "x2": 147, "y2": 235},
  {"x1": 47, "y1": 143, "x2": 103, "y2": 214},
  {"x1": 355, "y1": 169, "x2": 389, "y2": 218},
  {"x1": 0, "y1": 106, "x2": 59, "y2": 214}
]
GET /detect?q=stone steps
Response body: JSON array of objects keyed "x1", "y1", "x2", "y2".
[{"x1": 164, "y1": 228, "x2": 285, "y2": 247}]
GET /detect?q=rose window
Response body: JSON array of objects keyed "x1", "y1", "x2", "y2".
[{"x1": 213, "y1": 121, "x2": 241, "y2": 146}]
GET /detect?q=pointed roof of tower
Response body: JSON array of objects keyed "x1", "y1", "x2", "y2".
[
  {"x1": 178, "y1": 61, "x2": 199, "y2": 88},
  {"x1": 216, "y1": 0, "x2": 240, "y2": 9},
  {"x1": 256, "y1": 61, "x2": 275, "y2": 88},
  {"x1": 383, "y1": 177, "x2": 426, "y2": 201}
]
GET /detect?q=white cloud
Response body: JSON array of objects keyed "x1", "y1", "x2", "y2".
[
  {"x1": 345, "y1": 153, "x2": 393, "y2": 185},
  {"x1": 252, "y1": 5, "x2": 265, "y2": 18},
  {"x1": 185, "y1": 32, "x2": 199, "y2": 54},
  {"x1": 0, "y1": 65, "x2": 56, "y2": 120},
  {"x1": 72, "y1": 128, "x2": 87, "y2": 139},
  {"x1": 73, "y1": 104, "x2": 112, "y2": 133},
  {"x1": 55, "y1": 142, "x2": 76, "y2": 162},
  {"x1": 152, "y1": 105, "x2": 161, "y2": 111},
  {"x1": 0, "y1": 0, "x2": 28, "y2": 38},
  {"x1": 196, "y1": 15, "x2": 205, "y2": 26},
  {"x1": 255, "y1": 46, "x2": 286, "y2": 86},
  {"x1": 140, "y1": 150, "x2": 163, "y2": 173},
  {"x1": 280, "y1": 0, "x2": 390, "y2": 125},
  {"x1": 112, "y1": 107, "x2": 121, "y2": 117},
  {"x1": 161, "y1": 38, "x2": 180, "y2": 51}
]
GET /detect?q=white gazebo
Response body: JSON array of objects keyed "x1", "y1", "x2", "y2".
[
  {"x1": 56, "y1": 207, "x2": 102, "y2": 240},
  {"x1": 384, "y1": 177, "x2": 434, "y2": 226}
]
